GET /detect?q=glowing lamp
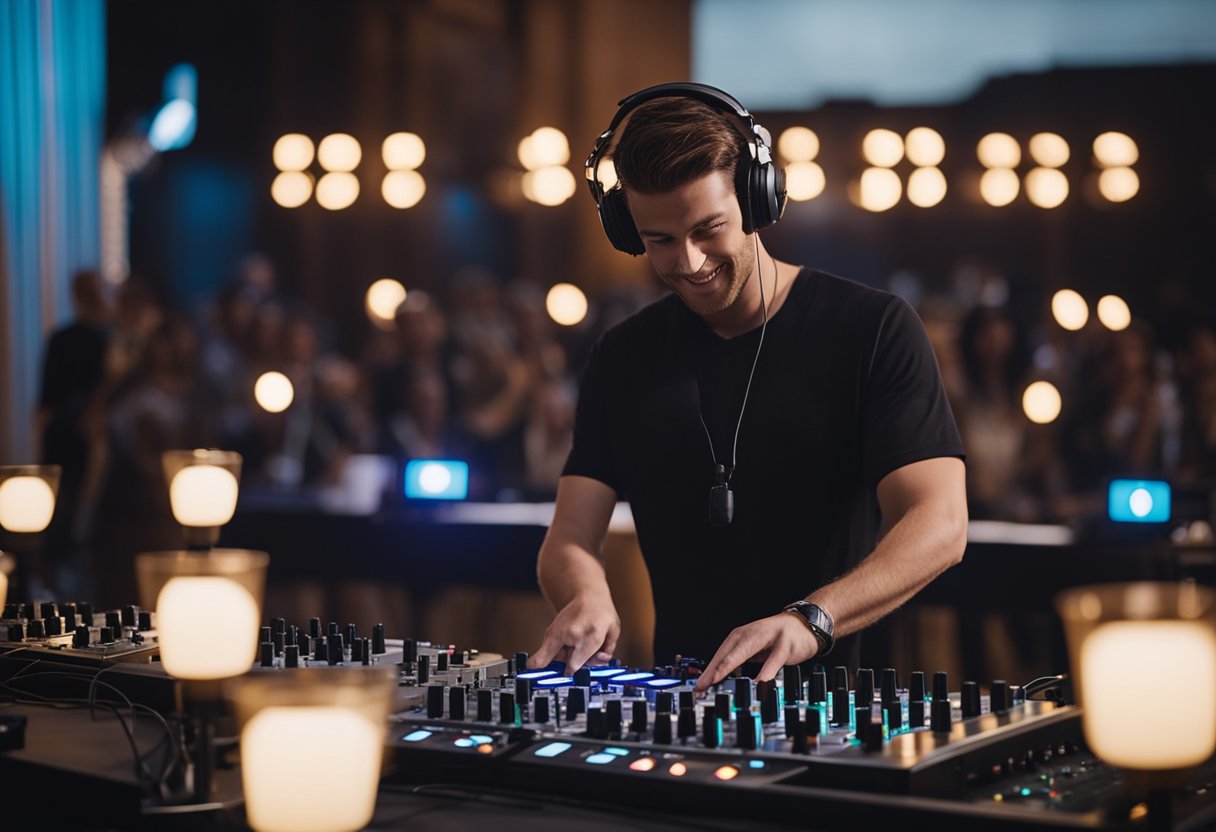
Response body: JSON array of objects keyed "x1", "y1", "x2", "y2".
[
  {"x1": 1025, "y1": 167, "x2": 1069, "y2": 209},
  {"x1": 522, "y1": 166, "x2": 576, "y2": 206},
  {"x1": 785, "y1": 161, "x2": 825, "y2": 202},
  {"x1": 904, "y1": 127, "x2": 945, "y2": 167},
  {"x1": 980, "y1": 168, "x2": 1019, "y2": 207},
  {"x1": 1108, "y1": 479, "x2": 1171, "y2": 524},
  {"x1": 0, "y1": 551, "x2": 13, "y2": 611},
  {"x1": 1098, "y1": 167, "x2": 1139, "y2": 203},
  {"x1": 381, "y1": 170, "x2": 425, "y2": 209},
  {"x1": 856, "y1": 167, "x2": 901, "y2": 212},
  {"x1": 162, "y1": 450, "x2": 241, "y2": 548},
  {"x1": 317, "y1": 133, "x2": 361, "y2": 172},
  {"x1": 231, "y1": 668, "x2": 397, "y2": 832},
  {"x1": 907, "y1": 167, "x2": 947, "y2": 208},
  {"x1": 1051, "y1": 289, "x2": 1089, "y2": 331},
  {"x1": 382, "y1": 132, "x2": 425, "y2": 170},
  {"x1": 254, "y1": 372, "x2": 294, "y2": 413},
  {"x1": 0, "y1": 466, "x2": 61, "y2": 533},
  {"x1": 1022, "y1": 381, "x2": 1062, "y2": 425},
  {"x1": 365, "y1": 279, "x2": 407, "y2": 325},
  {"x1": 777, "y1": 127, "x2": 820, "y2": 163},
  {"x1": 271, "y1": 171, "x2": 313, "y2": 208},
  {"x1": 273, "y1": 134, "x2": 315, "y2": 172},
  {"x1": 404, "y1": 460, "x2": 469, "y2": 500},
  {"x1": 1096, "y1": 295, "x2": 1131, "y2": 331},
  {"x1": 545, "y1": 283, "x2": 588, "y2": 326},
  {"x1": 315, "y1": 172, "x2": 359, "y2": 210},
  {"x1": 977, "y1": 133, "x2": 1020, "y2": 169}
]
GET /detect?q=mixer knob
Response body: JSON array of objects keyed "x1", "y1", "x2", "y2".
[
  {"x1": 810, "y1": 670, "x2": 828, "y2": 704},
  {"x1": 2, "y1": 603, "x2": 19, "y2": 619},
  {"x1": 830, "y1": 683, "x2": 850, "y2": 726},
  {"x1": 448, "y1": 686, "x2": 468, "y2": 720},
  {"x1": 885, "y1": 700, "x2": 902, "y2": 731},
  {"x1": 784, "y1": 705, "x2": 801, "y2": 738},
  {"x1": 909, "y1": 699, "x2": 926, "y2": 729},
  {"x1": 77, "y1": 602, "x2": 93, "y2": 624},
  {"x1": 909, "y1": 671, "x2": 927, "y2": 701},
  {"x1": 804, "y1": 704, "x2": 821, "y2": 737},
  {"x1": 655, "y1": 691, "x2": 674, "y2": 715},
  {"x1": 403, "y1": 638, "x2": 418, "y2": 664},
  {"x1": 782, "y1": 665, "x2": 803, "y2": 702},
  {"x1": 572, "y1": 667, "x2": 591, "y2": 687},
  {"x1": 436, "y1": 651, "x2": 449, "y2": 672},
  {"x1": 566, "y1": 687, "x2": 586, "y2": 719},
  {"x1": 372, "y1": 623, "x2": 386, "y2": 654},
  {"x1": 137, "y1": 610, "x2": 153, "y2": 632},
  {"x1": 6, "y1": 622, "x2": 24, "y2": 641},
  {"x1": 606, "y1": 699, "x2": 623, "y2": 737},
  {"x1": 630, "y1": 700, "x2": 648, "y2": 733},
  {"x1": 105, "y1": 611, "x2": 120, "y2": 630},
  {"x1": 121, "y1": 605, "x2": 137, "y2": 627},
  {"x1": 678, "y1": 690, "x2": 694, "y2": 711},
  {"x1": 677, "y1": 706, "x2": 696, "y2": 739},
  {"x1": 737, "y1": 713, "x2": 759, "y2": 750},
  {"x1": 72, "y1": 625, "x2": 90, "y2": 648},
  {"x1": 346, "y1": 623, "x2": 357, "y2": 647},
  {"x1": 734, "y1": 676, "x2": 753, "y2": 712},
  {"x1": 62, "y1": 604, "x2": 78, "y2": 629},
  {"x1": 328, "y1": 634, "x2": 345, "y2": 665},
  {"x1": 259, "y1": 642, "x2": 274, "y2": 667},
  {"x1": 585, "y1": 707, "x2": 607, "y2": 739},
  {"x1": 260, "y1": 625, "x2": 272, "y2": 646},
  {"x1": 313, "y1": 636, "x2": 327, "y2": 662},
  {"x1": 862, "y1": 716, "x2": 884, "y2": 752},
  {"x1": 416, "y1": 654, "x2": 430, "y2": 684},
  {"x1": 285, "y1": 644, "x2": 300, "y2": 668},
  {"x1": 989, "y1": 680, "x2": 1009, "y2": 714},
  {"x1": 27, "y1": 619, "x2": 45, "y2": 639},
  {"x1": 831, "y1": 665, "x2": 849, "y2": 691},
  {"x1": 477, "y1": 689, "x2": 493, "y2": 721},
  {"x1": 513, "y1": 651, "x2": 529, "y2": 675},
  {"x1": 427, "y1": 684, "x2": 445, "y2": 719},
  {"x1": 273, "y1": 630, "x2": 286, "y2": 658},
  {"x1": 286, "y1": 625, "x2": 298, "y2": 646},
  {"x1": 273, "y1": 617, "x2": 286, "y2": 634},
  {"x1": 653, "y1": 712, "x2": 672, "y2": 745},
  {"x1": 97, "y1": 625, "x2": 113, "y2": 644},
  {"x1": 961, "y1": 681, "x2": 982, "y2": 718},
  {"x1": 880, "y1": 668, "x2": 898, "y2": 705},
  {"x1": 328, "y1": 621, "x2": 340, "y2": 637},
  {"x1": 791, "y1": 717, "x2": 808, "y2": 754},
  {"x1": 531, "y1": 693, "x2": 547, "y2": 724},
  {"x1": 702, "y1": 706, "x2": 722, "y2": 748},
  {"x1": 855, "y1": 668, "x2": 875, "y2": 709},
  {"x1": 515, "y1": 677, "x2": 532, "y2": 703},
  {"x1": 758, "y1": 679, "x2": 779, "y2": 724},
  {"x1": 19, "y1": 602, "x2": 36, "y2": 619},
  {"x1": 715, "y1": 692, "x2": 733, "y2": 722},
  {"x1": 930, "y1": 698, "x2": 952, "y2": 733},
  {"x1": 932, "y1": 671, "x2": 949, "y2": 702},
  {"x1": 40, "y1": 602, "x2": 58, "y2": 619},
  {"x1": 360, "y1": 638, "x2": 371, "y2": 666},
  {"x1": 44, "y1": 616, "x2": 62, "y2": 636}
]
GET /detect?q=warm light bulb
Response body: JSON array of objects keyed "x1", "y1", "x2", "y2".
[
  {"x1": 157, "y1": 576, "x2": 259, "y2": 678},
  {"x1": 777, "y1": 126, "x2": 820, "y2": 162},
  {"x1": 906, "y1": 167, "x2": 947, "y2": 208},
  {"x1": 243, "y1": 706, "x2": 384, "y2": 832},
  {"x1": 977, "y1": 133, "x2": 1021, "y2": 169},
  {"x1": 381, "y1": 170, "x2": 426, "y2": 208},
  {"x1": 317, "y1": 133, "x2": 362, "y2": 172},
  {"x1": 381, "y1": 132, "x2": 425, "y2": 170},
  {"x1": 862, "y1": 129, "x2": 904, "y2": 168},
  {"x1": 1023, "y1": 381, "x2": 1062, "y2": 424},
  {"x1": 271, "y1": 172, "x2": 313, "y2": 208},
  {"x1": 1025, "y1": 167, "x2": 1069, "y2": 209},
  {"x1": 904, "y1": 127, "x2": 945, "y2": 167},
  {"x1": 785, "y1": 161, "x2": 825, "y2": 201},
  {"x1": 1096, "y1": 295, "x2": 1131, "y2": 331},
  {"x1": 272, "y1": 134, "x2": 314, "y2": 172},
  {"x1": 857, "y1": 167, "x2": 902, "y2": 212},
  {"x1": 1051, "y1": 289, "x2": 1089, "y2": 331},
  {"x1": 1029, "y1": 132, "x2": 1070, "y2": 168},
  {"x1": 254, "y1": 372, "x2": 295, "y2": 413},
  {"x1": 0, "y1": 476, "x2": 56, "y2": 533},
  {"x1": 168, "y1": 465, "x2": 239, "y2": 527},
  {"x1": 523, "y1": 166, "x2": 576, "y2": 206},
  {"x1": 1093, "y1": 132, "x2": 1138, "y2": 167},
  {"x1": 528, "y1": 127, "x2": 570, "y2": 167},
  {"x1": 1098, "y1": 167, "x2": 1139, "y2": 203},
  {"x1": 545, "y1": 283, "x2": 588, "y2": 326},
  {"x1": 315, "y1": 172, "x2": 359, "y2": 210},
  {"x1": 980, "y1": 168, "x2": 1019, "y2": 207}
]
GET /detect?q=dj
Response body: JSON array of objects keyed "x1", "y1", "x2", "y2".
[{"x1": 528, "y1": 83, "x2": 967, "y2": 692}]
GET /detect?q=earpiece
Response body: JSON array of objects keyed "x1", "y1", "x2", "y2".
[{"x1": 584, "y1": 82, "x2": 787, "y2": 255}]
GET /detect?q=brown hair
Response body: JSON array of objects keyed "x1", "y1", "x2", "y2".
[{"x1": 612, "y1": 97, "x2": 746, "y2": 195}]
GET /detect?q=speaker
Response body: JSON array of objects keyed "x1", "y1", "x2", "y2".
[{"x1": 584, "y1": 82, "x2": 787, "y2": 255}]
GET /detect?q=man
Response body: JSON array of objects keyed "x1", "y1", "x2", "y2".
[{"x1": 528, "y1": 83, "x2": 967, "y2": 692}]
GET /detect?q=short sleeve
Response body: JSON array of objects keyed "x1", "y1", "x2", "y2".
[
  {"x1": 860, "y1": 296, "x2": 965, "y2": 487},
  {"x1": 561, "y1": 337, "x2": 625, "y2": 497}
]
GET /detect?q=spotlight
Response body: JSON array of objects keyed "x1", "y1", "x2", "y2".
[
  {"x1": 271, "y1": 171, "x2": 313, "y2": 208},
  {"x1": 1098, "y1": 167, "x2": 1139, "y2": 203},
  {"x1": 979, "y1": 168, "x2": 1019, "y2": 207},
  {"x1": 1051, "y1": 289, "x2": 1089, "y2": 331},
  {"x1": 856, "y1": 167, "x2": 901, "y2": 212},
  {"x1": 785, "y1": 161, "x2": 826, "y2": 202},
  {"x1": 906, "y1": 167, "x2": 946, "y2": 208},
  {"x1": 382, "y1": 170, "x2": 425, "y2": 209},
  {"x1": 1093, "y1": 132, "x2": 1138, "y2": 167},
  {"x1": 315, "y1": 172, "x2": 360, "y2": 210},
  {"x1": 904, "y1": 127, "x2": 945, "y2": 167},
  {"x1": 255, "y1": 372, "x2": 295, "y2": 413},
  {"x1": 273, "y1": 134, "x2": 315, "y2": 171},
  {"x1": 382, "y1": 132, "x2": 425, "y2": 170},
  {"x1": 1022, "y1": 381, "x2": 1062, "y2": 424},
  {"x1": 365, "y1": 279, "x2": 407, "y2": 326},
  {"x1": 546, "y1": 283, "x2": 588, "y2": 326},
  {"x1": 1029, "y1": 132, "x2": 1070, "y2": 168},
  {"x1": 1097, "y1": 295, "x2": 1131, "y2": 331},
  {"x1": 1025, "y1": 167, "x2": 1069, "y2": 209}
]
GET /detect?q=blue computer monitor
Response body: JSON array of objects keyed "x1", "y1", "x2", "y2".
[
  {"x1": 1107, "y1": 478, "x2": 1171, "y2": 523},
  {"x1": 403, "y1": 459, "x2": 469, "y2": 500}
]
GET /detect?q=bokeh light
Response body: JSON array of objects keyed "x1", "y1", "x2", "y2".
[
  {"x1": 1052, "y1": 289, "x2": 1089, "y2": 331},
  {"x1": 255, "y1": 372, "x2": 295, "y2": 413},
  {"x1": 785, "y1": 161, "x2": 826, "y2": 201},
  {"x1": 382, "y1": 132, "x2": 425, "y2": 170},
  {"x1": 546, "y1": 283, "x2": 588, "y2": 326},
  {"x1": 1097, "y1": 295, "x2": 1132, "y2": 331},
  {"x1": 382, "y1": 170, "x2": 426, "y2": 208},
  {"x1": 980, "y1": 168, "x2": 1020, "y2": 206},
  {"x1": 1025, "y1": 167, "x2": 1069, "y2": 209},
  {"x1": 315, "y1": 172, "x2": 360, "y2": 210},
  {"x1": 317, "y1": 133, "x2": 362, "y2": 172},
  {"x1": 857, "y1": 167, "x2": 902, "y2": 212},
  {"x1": 595, "y1": 157, "x2": 618, "y2": 192},
  {"x1": 1098, "y1": 167, "x2": 1140, "y2": 202},
  {"x1": 777, "y1": 126, "x2": 820, "y2": 162},
  {"x1": 519, "y1": 127, "x2": 570, "y2": 170},
  {"x1": 906, "y1": 166, "x2": 947, "y2": 208},
  {"x1": 1029, "y1": 132, "x2": 1070, "y2": 168},
  {"x1": 523, "y1": 166, "x2": 577, "y2": 206},
  {"x1": 1023, "y1": 381, "x2": 1063, "y2": 424},
  {"x1": 365, "y1": 279, "x2": 407, "y2": 325},
  {"x1": 977, "y1": 133, "x2": 1021, "y2": 168},
  {"x1": 271, "y1": 171, "x2": 313, "y2": 208},
  {"x1": 904, "y1": 127, "x2": 945, "y2": 167},
  {"x1": 273, "y1": 134, "x2": 315, "y2": 171},
  {"x1": 1093, "y1": 132, "x2": 1139, "y2": 167},
  {"x1": 862, "y1": 129, "x2": 904, "y2": 168}
]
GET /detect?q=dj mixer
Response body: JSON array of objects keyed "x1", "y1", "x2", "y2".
[{"x1": 4, "y1": 603, "x2": 1216, "y2": 830}]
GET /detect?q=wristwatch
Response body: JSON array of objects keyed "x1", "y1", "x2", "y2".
[{"x1": 783, "y1": 601, "x2": 835, "y2": 656}]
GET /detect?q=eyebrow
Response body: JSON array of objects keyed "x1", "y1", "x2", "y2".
[{"x1": 637, "y1": 214, "x2": 726, "y2": 237}]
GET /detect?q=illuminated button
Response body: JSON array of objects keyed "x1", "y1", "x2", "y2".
[
  {"x1": 668, "y1": 762, "x2": 688, "y2": 777},
  {"x1": 612, "y1": 672, "x2": 655, "y2": 683},
  {"x1": 477, "y1": 744, "x2": 494, "y2": 755},
  {"x1": 603, "y1": 747, "x2": 630, "y2": 756},
  {"x1": 402, "y1": 730, "x2": 432, "y2": 742},
  {"x1": 714, "y1": 765, "x2": 740, "y2": 781},
  {"x1": 644, "y1": 678, "x2": 681, "y2": 688},
  {"x1": 748, "y1": 760, "x2": 766, "y2": 769},
  {"x1": 468, "y1": 734, "x2": 494, "y2": 745},
  {"x1": 586, "y1": 753, "x2": 616, "y2": 765},
  {"x1": 453, "y1": 738, "x2": 475, "y2": 748},
  {"x1": 534, "y1": 741, "x2": 572, "y2": 758},
  {"x1": 629, "y1": 757, "x2": 656, "y2": 772},
  {"x1": 589, "y1": 667, "x2": 627, "y2": 678},
  {"x1": 517, "y1": 670, "x2": 558, "y2": 680},
  {"x1": 536, "y1": 676, "x2": 574, "y2": 687}
]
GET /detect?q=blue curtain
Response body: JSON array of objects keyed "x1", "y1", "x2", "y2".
[{"x1": 0, "y1": 0, "x2": 105, "y2": 462}]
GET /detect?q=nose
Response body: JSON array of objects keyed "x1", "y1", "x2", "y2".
[{"x1": 668, "y1": 238, "x2": 708, "y2": 277}]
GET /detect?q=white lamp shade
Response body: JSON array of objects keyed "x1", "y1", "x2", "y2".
[
  {"x1": 169, "y1": 465, "x2": 239, "y2": 527},
  {"x1": 156, "y1": 576, "x2": 260, "y2": 679},
  {"x1": 242, "y1": 706, "x2": 384, "y2": 832},
  {"x1": 0, "y1": 475, "x2": 56, "y2": 532}
]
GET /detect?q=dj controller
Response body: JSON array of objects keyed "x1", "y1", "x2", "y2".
[{"x1": 4, "y1": 602, "x2": 1216, "y2": 830}]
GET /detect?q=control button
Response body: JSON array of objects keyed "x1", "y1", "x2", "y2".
[
  {"x1": 499, "y1": 691, "x2": 517, "y2": 724},
  {"x1": 585, "y1": 707, "x2": 607, "y2": 739},
  {"x1": 372, "y1": 623, "x2": 386, "y2": 654},
  {"x1": 566, "y1": 686, "x2": 586, "y2": 718},
  {"x1": 532, "y1": 693, "x2": 548, "y2": 724},
  {"x1": 477, "y1": 689, "x2": 493, "y2": 721},
  {"x1": 573, "y1": 667, "x2": 591, "y2": 687},
  {"x1": 990, "y1": 680, "x2": 1009, "y2": 714},
  {"x1": 961, "y1": 681, "x2": 982, "y2": 718},
  {"x1": 28, "y1": 619, "x2": 46, "y2": 639},
  {"x1": 654, "y1": 712, "x2": 672, "y2": 744},
  {"x1": 677, "y1": 706, "x2": 696, "y2": 739},
  {"x1": 416, "y1": 654, "x2": 430, "y2": 684},
  {"x1": 259, "y1": 642, "x2": 274, "y2": 667},
  {"x1": 734, "y1": 677, "x2": 753, "y2": 711},
  {"x1": 855, "y1": 668, "x2": 875, "y2": 710},
  {"x1": 737, "y1": 713, "x2": 759, "y2": 750},
  {"x1": 449, "y1": 686, "x2": 467, "y2": 720},
  {"x1": 880, "y1": 668, "x2": 899, "y2": 705},
  {"x1": 655, "y1": 690, "x2": 674, "y2": 715},
  {"x1": 782, "y1": 664, "x2": 803, "y2": 702},
  {"x1": 784, "y1": 705, "x2": 801, "y2": 739},
  {"x1": 43, "y1": 616, "x2": 62, "y2": 636},
  {"x1": 630, "y1": 699, "x2": 648, "y2": 733},
  {"x1": 932, "y1": 671, "x2": 949, "y2": 702},
  {"x1": 121, "y1": 605, "x2": 137, "y2": 627},
  {"x1": 605, "y1": 699, "x2": 623, "y2": 736},
  {"x1": 427, "y1": 684, "x2": 445, "y2": 719},
  {"x1": 702, "y1": 707, "x2": 722, "y2": 748},
  {"x1": 758, "y1": 679, "x2": 779, "y2": 724},
  {"x1": 909, "y1": 671, "x2": 927, "y2": 701},
  {"x1": 715, "y1": 691, "x2": 733, "y2": 722},
  {"x1": 285, "y1": 644, "x2": 300, "y2": 668},
  {"x1": 931, "y1": 698, "x2": 952, "y2": 733},
  {"x1": 72, "y1": 625, "x2": 90, "y2": 648},
  {"x1": 810, "y1": 670, "x2": 827, "y2": 704},
  {"x1": 831, "y1": 684, "x2": 850, "y2": 726},
  {"x1": 436, "y1": 650, "x2": 449, "y2": 672}
]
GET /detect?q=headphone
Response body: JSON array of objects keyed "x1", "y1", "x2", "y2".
[{"x1": 584, "y1": 82, "x2": 787, "y2": 255}]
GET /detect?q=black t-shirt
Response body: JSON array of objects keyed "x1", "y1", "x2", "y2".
[{"x1": 563, "y1": 270, "x2": 965, "y2": 667}]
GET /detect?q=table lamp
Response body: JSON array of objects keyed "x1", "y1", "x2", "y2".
[
  {"x1": 162, "y1": 449, "x2": 241, "y2": 550},
  {"x1": 0, "y1": 465, "x2": 61, "y2": 599},
  {"x1": 0, "y1": 551, "x2": 14, "y2": 611},
  {"x1": 136, "y1": 548, "x2": 269, "y2": 804},
  {"x1": 230, "y1": 667, "x2": 398, "y2": 832},
  {"x1": 1057, "y1": 581, "x2": 1216, "y2": 831}
]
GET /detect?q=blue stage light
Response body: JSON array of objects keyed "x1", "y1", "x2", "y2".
[
  {"x1": 1108, "y1": 478, "x2": 1171, "y2": 523},
  {"x1": 404, "y1": 459, "x2": 469, "y2": 500}
]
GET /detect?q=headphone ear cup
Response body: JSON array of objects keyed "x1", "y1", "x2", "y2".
[
  {"x1": 747, "y1": 160, "x2": 785, "y2": 231},
  {"x1": 599, "y1": 189, "x2": 645, "y2": 255}
]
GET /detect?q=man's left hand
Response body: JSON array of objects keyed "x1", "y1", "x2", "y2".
[{"x1": 693, "y1": 612, "x2": 819, "y2": 694}]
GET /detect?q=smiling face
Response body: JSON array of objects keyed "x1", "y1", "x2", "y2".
[{"x1": 627, "y1": 170, "x2": 757, "y2": 324}]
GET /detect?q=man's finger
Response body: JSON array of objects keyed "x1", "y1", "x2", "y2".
[
  {"x1": 565, "y1": 635, "x2": 604, "y2": 675},
  {"x1": 528, "y1": 629, "x2": 566, "y2": 669},
  {"x1": 756, "y1": 643, "x2": 788, "y2": 683}
]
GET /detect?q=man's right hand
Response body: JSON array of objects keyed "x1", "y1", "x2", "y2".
[{"x1": 527, "y1": 592, "x2": 620, "y2": 673}]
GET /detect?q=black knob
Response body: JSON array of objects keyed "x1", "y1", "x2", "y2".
[
  {"x1": 313, "y1": 636, "x2": 327, "y2": 662},
  {"x1": 497, "y1": 691, "x2": 517, "y2": 725},
  {"x1": 372, "y1": 623, "x2": 386, "y2": 654},
  {"x1": 273, "y1": 630, "x2": 286, "y2": 657},
  {"x1": 655, "y1": 691, "x2": 674, "y2": 714},
  {"x1": 990, "y1": 680, "x2": 1009, "y2": 714},
  {"x1": 273, "y1": 617, "x2": 286, "y2": 634},
  {"x1": 630, "y1": 700, "x2": 648, "y2": 733},
  {"x1": 260, "y1": 625, "x2": 272, "y2": 646},
  {"x1": 122, "y1": 605, "x2": 137, "y2": 627},
  {"x1": 734, "y1": 676, "x2": 754, "y2": 711},
  {"x1": 702, "y1": 707, "x2": 721, "y2": 748},
  {"x1": 585, "y1": 706, "x2": 607, "y2": 738},
  {"x1": 653, "y1": 712, "x2": 672, "y2": 744},
  {"x1": 531, "y1": 692, "x2": 548, "y2": 723},
  {"x1": 285, "y1": 644, "x2": 300, "y2": 668},
  {"x1": 2, "y1": 603, "x2": 19, "y2": 619},
  {"x1": 810, "y1": 671, "x2": 828, "y2": 704},
  {"x1": 791, "y1": 718, "x2": 809, "y2": 754},
  {"x1": 606, "y1": 699, "x2": 623, "y2": 736},
  {"x1": 678, "y1": 689, "x2": 694, "y2": 711},
  {"x1": 804, "y1": 704, "x2": 821, "y2": 737},
  {"x1": 427, "y1": 684, "x2": 445, "y2": 719},
  {"x1": 40, "y1": 602, "x2": 58, "y2": 619},
  {"x1": 855, "y1": 668, "x2": 875, "y2": 710},
  {"x1": 715, "y1": 691, "x2": 733, "y2": 722},
  {"x1": 885, "y1": 699, "x2": 902, "y2": 731},
  {"x1": 784, "y1": 705, "x2": 801, "y2": 738},
  {"x1": 931, "y1": 698, "x2": 952, "y2": 733},
  {"x1": 783, "y1": 665, "x2": 803, "y2": 702},
  {"x1": 105, "y1": 611, "x2": 120, "y2": 629},
  {"x1": 308, "y1": 617, "x2": 321, "y2": 639},
  {"x1": 137, "y1": 610, "x2": 153, "y2": 632},
  {"x1": 62, "y1": 604, "x2": 78, "y2": 629},
  {"x1": 863, "y1": 718, "x2": 884, "y2": 752},
  {"x1": 737, "y1": 713, "x2": 758, "y2": 750},
  {"x1": 477, "y1": 689, "x2": 493, "y2": 721},
  {"x1": 758, "y1": 679, "x2": 779, "y2": 724},
  {"x1": 880, "y1": 668, "x2": 899, "y2": 705},
  {"x1": 677, "y1": 706, "x2": 696, "y2": 738},
  {"x1": 19, "y1": 602, "x2": 36, "y2": 619},
  {"x1": 260, "y1": 642, "x2": 274, "y2": 667},
  {"x1": 77, "y1": 602, "x2": 93, "y2": 624},
  {"x1": 346, "y1": 623, "x2": 357, "y2": 646},
  {"x1": 72, "y1": 625, "x2": 90, "y2": 648},
  {"x1": 910, "y1": 671, "x2": 927, "y2": 700},
  {"x1": 7, "y1": 622, "x2": 25, "y2": 641},
  {"x1": 436, "y1": 651, "x2": 449, "y2": 672},
  {"x1": 287, "y1": 625, "x2": 298, "y2": 646},
  {"x1": 515, "y1": 677, "x2": 532, "y2": 703},
  {"x1": 402, "y1": 638, "x2": 417, "y2": 663},
  {"x1": 513, "y1": 651, "x2": 529, "y2": 674},
  {"x1": 97, "y1": 624, "x2": 113, "y2": 643},
  {"x1": 932, "y1": 671, "x2": 949, "y2": 702},
  {"x1": 328, "y1": 621, "x2": 339, "y2": 638},
  {"x1": 831, "y1": 684, "x2": 851, "y2": 726},
  {"x1": 360, "y1": 638, "x2": 371, "y2": 666},
  {"x1": 450, "y1": 687, "x2": 467, "y2": 721},
  {"x1": 44, "y1": 616, "x2": 62, "y2": 636},
  {"x1": 831, "y1": 665, "x2": 849, "y2": 690},
  {"x1": 28, "y1": 619, "x2": 46, "y2": 639},
  {"x1": 417, "y1": 654, "x2": 430, "y2": 684},
  {"x1": 573, "y1": 667, "x2": 591, "y2": 687},
  {"x1": 961, "y1": 681, "x2": 981, "y2": 718},
  {"x1": 909, "y1": 699, "x2": 926, "y2": 728},
  {"x1": 566, "y1": 686, "x2": 586, "y2": 718},
  {"x1": 328, "y1": 634, "x2": 344, "y2": 665}
]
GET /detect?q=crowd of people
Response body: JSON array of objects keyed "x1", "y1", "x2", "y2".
[{"x1": 26, "y1": 255, "x2": 1216, "y2": 606}]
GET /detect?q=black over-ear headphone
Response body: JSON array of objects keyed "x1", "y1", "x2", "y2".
[{"x1": 584, "y1": 82, "x2": 787, "y2": 256}]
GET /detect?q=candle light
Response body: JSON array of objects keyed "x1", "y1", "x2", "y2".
[
  {"x1": 156, "y1": 576, "x2": 260, "y2": 679},
  {"x1": 162, "y1": 450, "x2": 242, "y2": 548}
]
